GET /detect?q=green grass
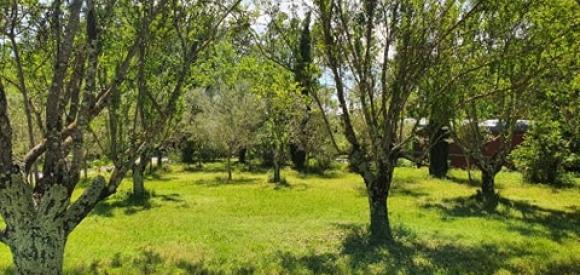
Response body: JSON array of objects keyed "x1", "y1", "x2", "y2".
[{"x1": 0, "y1": 163, "x2": 579, "y2": 274}]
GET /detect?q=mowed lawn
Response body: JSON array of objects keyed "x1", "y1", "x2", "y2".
[{"x1": 0, "y1": 164, "x2": 579, "y2": 274}]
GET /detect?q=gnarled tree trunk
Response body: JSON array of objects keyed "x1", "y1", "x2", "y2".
[
  {"x1": 132, "y1": 151, "x2": 149, "y2": 197},
  {"x1": 366, "y1": 170, "x2": 394, "y2": 242},
  {"x1": 0, "y1": 176, "x2": 70, "y2": 275},
  {"x1": 368, "y1": 192, "x2": 392, "y2": 242},
  {"x1": 9, "y1": 226, "x2": 66, "y2": 275},
  {"x1": 480, "y1": 169, "x2": 499, "y2": 208}
]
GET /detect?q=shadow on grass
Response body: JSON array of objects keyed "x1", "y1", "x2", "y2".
[
  {"x1": 193, "y1": 176, "x2": 261, "y2": 187},
  {"x1": 145, "y1": 172, "x2": 177, "y2": 182},
  {"x1": 66, "y1": 250, "x2": 256, "y2": 275},
  {"x1": 276, "y1": 224, "x2": 579, "y2": 274},
  {"x1": 422, "y1": 195, "x2": 580, "y2": 242},
  {"x1": 447, "y1": 174, "x2": 481, "y2": 187},
  {"x1": 7, "y1": 224, "x2": 574, "y2": 275},
  {"x1": 295, "y1": 169, "x2": 346, "y2": 180},
  {"x1": 183, "y1": 162, "x2": 272, "y2": 175},
  {"x1": 91, "y1": 191, "x2": 185, "y2": 217},
  {"x1": 354, "y1": 184, "x2": 430, "y2": 198},
  {"x1": 392, "y1": 187, "x2": 430, "y2": 198}
]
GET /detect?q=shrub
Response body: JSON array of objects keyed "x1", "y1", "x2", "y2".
[{"x1": 511, "y1": 121, "x2": 571, "y2": 185}]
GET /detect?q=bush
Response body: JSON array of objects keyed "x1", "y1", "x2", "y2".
[{"x1": 511, "y1": 121, "x2": 571, "y2": 185}]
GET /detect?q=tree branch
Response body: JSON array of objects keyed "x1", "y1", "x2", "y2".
[
  {"x1": 63, "y1": 176, "x2": 106, "y2": 234},
  {"x1": 311, "y1": 89, "x2": 343, "y2": 154}
]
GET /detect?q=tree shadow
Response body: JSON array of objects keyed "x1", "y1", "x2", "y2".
[
  {"x1": 192, "y1": 176, "x2": 261, "y2": 187},
  {"x1": 269, "y1": 181, "x2": 310, "y2": 191},
  {"x1": 277, "y1": 251, "x2": 340, "y2": 274},
  {"x1": 90, "y1": 191, "x2": 185, "y2": 218},
  {"x1": 354, "y1": 184, "x2": 430, "y2": 198},
  {"x1": 145, "y1": 173, "x2": 177, "y2": 182},
  {"x1": 422, "y1": 195, "x2": 580, "y2": 242},
  {"x1": 339, "y1": 224, "x2": 518, "y2": 274},
  {"x1": 276, "y1": 224, "x2": 579, "y2": 274},
  {"x1": 66, "y1": 250, "x2": 256, "y2": 275},
  {"x1": 296, "y1": 169, "x2": 346, "y2": 179},
  {"x1": 392, "y1": 187, "x2": 430, "y2": 198},
  {"x1": 446, "y1": 174, "x2": 481, "y2": 187}
]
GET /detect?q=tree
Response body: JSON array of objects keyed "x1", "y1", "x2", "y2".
[
  {"x1": 448, "y1": 0, "x2": 578, "y2": 206},
  {"x1": 250, "y1": 58, "x2": 304, "y2": 184},
  {"x1": 197, "y1": 80, "x2": 264, "y2": 181},
  {"x1": 0, "y1": 0, "x2": 241, "y2": 273},
  {"x1": 314, "y1": 0, "x2": 484, "y2": 241},
  {"x1": 255, "y1": 5, "x2": 319, "y2": 171},
  {"x1": 510, "y1": 2, "x2": 580, "y2": 184}
]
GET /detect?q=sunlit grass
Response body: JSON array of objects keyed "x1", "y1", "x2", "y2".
[{"x1": 0, "y1": 163, "x2": 578, "y2": 274}]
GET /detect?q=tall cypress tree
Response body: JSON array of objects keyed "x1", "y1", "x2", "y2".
[{"x1": 289, "y1": 12, "x2": 313, "y2": 171}]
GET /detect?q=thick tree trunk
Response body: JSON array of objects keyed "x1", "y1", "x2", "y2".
[
  {"x1": 480, "y1": 169, "x2": 499, "y2": 208},
  {"x1": 9, "y1": 227, "x2": 66, "y2": 275},
  {"x1": 273, "y1": 162, "x2": 281, "y2": 183},
  {"x1": 0, "y1": 176, "x2": 70, "y2": 275},
  {"x1": 429, "y1": 126, "x2": 449, "y2": 178},
  {"x1": 272, "y1": 146, "x2": 282, "y2": 184},
  {"x1": 133, "y1": 165, "x2": 145, "y2": 197},
  {"x1": 133, "y1": 152, "x2": 148, "y2": 197},
  {"x1": 272, "y1": 157, "x2": 282, "y2": 184},
  {"x1": 368, "y1": 183, "x2": 393, "y2": 242}
]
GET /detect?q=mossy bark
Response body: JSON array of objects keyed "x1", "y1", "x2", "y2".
[
  {"x1": 10, "y1": 227, "x2": 66, "y2": 275},
  {"x1": 1, "y1": 174, "x2": 107, "y2": 275},
  {"x1": 0, "y1": 175, "x2": 70, "y2": 275}
]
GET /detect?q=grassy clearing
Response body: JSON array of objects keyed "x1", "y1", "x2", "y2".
[{"x1": 0, "y1": 163, "x2": 579, "y2": 274}]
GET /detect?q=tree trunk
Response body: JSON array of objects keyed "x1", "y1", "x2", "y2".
[
  {"x1": 156, "y1": 149, "x2": 163, "y2": 170},
  {"x1": 480, "y1": 169, "x2": 499, "y2": 209},
  {"x1": 1, "y1": 177, "x2": 69, "y2": 275},
  {"x1": 133, "y1": 152, "x2": 148, "y2": 197},
  {"x1": 133, "y1": 165, "x2": 145, "y2": 197},
  {"x1": 429, "y1": 126, "x2": 449, "y2": 178},
  {"x1": 149, "y1": 157, "x2": 153, "y2": 175},
  {"x1": 273, "y1": 160, "x2": 281, "y2": 184},
  {"x1": 9, "y1": 226, "x2": 66, "y2": 275},
  {"x1": 368, "y1": 181, "x2": 393, "y2": 242},
  {"x1": 226, "y1": 155, "x2": 232, "y2": 182}
]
